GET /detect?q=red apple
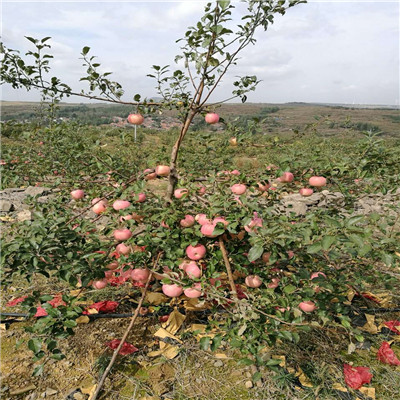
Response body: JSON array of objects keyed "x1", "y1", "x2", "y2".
[
  {"x1": 131, "y1": 268, "x2": 150, "y2": 282},
  {"x1": 119, "y1": 215, "x2": 133, "y2": 222},
  {"x1": 245, "y1": 275, "x2": 263, "y2": 288},
  {"x1": 280, "y1": 172, "x2": 294, "y2": 183},
  {"x1": 186, "y1": 244, "x2": 206, "y2": 260},
  {"x1": 162, "y1": 284, "x2": 183, "y2": 297},
  {"x1": 299, "y1": 188, "x2": 313, "y2": 197},
  {"x1": 195, "y1": 214, "x2": 211, "y2": 226},
  {"x1": 309, "y1": 176, "x2": 327, "y2": 187},
  {"x1": 310, "y1": 272, "x2": 326, "y2": 280},
  {"x1": 231, "y1": 184, "x2": 247, "y2": 195},
  {"x1": 257, "y1": 182, "x2": 270, "y2": 192},
  {"x1": 185, "y1": 263, "x2": 202, "y2": 279},
  {"x1": 213, "y1": 217, "x2": 229, "y2": 227},
  {"x1": 201, "y1": 223, "x2": 218, "y2": 238},
  {"x1": 93, "y1": 279, "x2": 108, "y2": 290},
  {"x1": 180, "y1": 215, "x2": 195, "y2": 228},
  {"x1": 231, "y1": 170, "x2": 240, "y2": 176},
  {"x1": 71, "y1": 189, "x2": 84, "y2": 200},
  {"x1": 145, "y1": 172, "x2": 157, "y2": 180},
  {"x1": 184, "y1": 283, "x2": 202, "y2": 298},
  {"x1": 116, "y1": 243, "x2": 131, "y2": 255},
  {"x1": 114, "y1": 228, "x2": 132, "y2": 241},
  {"x1": 155, "y1": 165, "x2": 170, "y2": 176},
  {"x1": 136, "y1": 193, "x2": 146, "y2": 203},
  {"x1": 106, "y1": 261, "x2": 119, "y2": 270},
  {"x1": 262, "y1": 252, "x2": 271, "y2": 263},
  {"x1": 267, "y1": 278, "x2": 280, "y2": 289},
  {"x1": 299, "y1": 301, "x2": 316, "y2": 312},
  {"x1": 205, "y1": 113, "x2": 219, "y2": 124},
  {"x1": 174, "y1": 188, "x2": 188, "y2": 199},
  {"x1": 113, "y1": 200, "x2": 131, "y2": 210},
  {"x1": 92, "y1": 202, "x2": 107, "y2": 214},
  {"x1": 127, "y1": 113, "x2": 144, "y2": 125}
]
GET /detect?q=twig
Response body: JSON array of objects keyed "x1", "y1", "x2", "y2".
[
  {"x1": 218, "y1": 237, "x2": 238, "y2": 299},
  {"x1": 90, "y1": 252, "x2": 162, "y2": 400}
]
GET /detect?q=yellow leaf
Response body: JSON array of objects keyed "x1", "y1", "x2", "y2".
[
  {"x1": 87, "y1": 384, "x2": 98, "y2": 400},
  {"x1": 360, "y1": 314, "x2": 378, "y2": 334},
  {"x1": 148, "y1": 344, "x2": 179, "y2": 359},
  {"x1": 76, "y1": 315, "x2": 90, "y2": 324},
  {"x1": 154, "y1": 328, "x2": 182, "y2": 344},
  {"x1": 297, "y1": 368, "x2": 313, "y2": 388},
  {"x1": 215, "y1": 353, "x2": 228, "y2": 359},
  {"x1": 162, "y1": 308, "x2": 185, "y2": 335},
  {"x1": 191, "y1": 324, "x2": 207, "y2": 333},
  {"x1": 271, "y1": 355, "x2": 286, "y2": 368},
  {"x1": 347, "y1": 288, "x2": 356, "y2": 302},
  {"x1": 86, "y1": 308, "x2": 99, "y2": 315},
  {"x1": 0, "y1": 323, "x2": 8, "y2": 330},
  {"x1": 69, "y1": 289, "x2": 83, "y2": 297},
  {"x1": 145, "y1": 292, "x2": 168, "y2": 305},
  {"x1": 183, "y1": 298, "x2": 209, "y2": 311},
  {"x1": 82, "y1": 384, "x2": 96, "y2": 395},
  {"x1": 358, "y1": 386, "x2": 375, "y2": 399},
  {"x1": 332, "y1": 383, "x2": 348, "y2": 392}
]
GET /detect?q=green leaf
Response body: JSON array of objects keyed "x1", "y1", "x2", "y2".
[
  {"x1": 28, "y1": 338, "x2": 42, "y2": 354},
  {"x1": 266, "y1": 358, "x2": 283, "y2": 366},
  {"x1": 248, "y1": 244, "x2": 264, "y2": 262},
  {"x1": 283, "y1": 285, "x2": 296, "y2": 295},
  {"x1": 307, "y1": 242, "x2": 322, "y2": 254},
  {"x1": 33, "y1": 364, "x2": 44, "y2": 376},
  {"x1": 381, "y1": 253, "x2": 393, "y2": 266},
  {"x1": 238, "y1": 358, "x2": 254, "y2": 366},
  {"x1": 322, "y1": 235, "x2": 336, "y2": 250},
  {"x1": 199, "y1": 336, "x2": 210, "y2": 351},
  {"x1": 210, "y1": 335, "x2": 223, "y2": 352},
  {"x1": 82, "y1": 46, "x2": 90, "y2": 56},
  {"x1": 64, "y1": 320, "x2": 77, "y2": 328}
]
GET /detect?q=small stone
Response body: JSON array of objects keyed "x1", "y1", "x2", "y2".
[
  {"x1": 0, "y1": 200, "x2": 13, "y2": 212},
  {"x1": 73, "y1": 393, "x2": 85, "y2": 400},
  {"x1": 25, "y1": 186, "x2": 50, "y2": 197},
  {"x1": 245, "y1": 380, "x2": 254, "y2": 389},
  {"x1": 213, "y1": 360, "x2": 224, "y2": 367},
  {"x1": 17, "y1": 210, "x2": 32, "y2": 222},
  {"x1": 44, "y1": 388, "x2": 57, "y2": 396}
]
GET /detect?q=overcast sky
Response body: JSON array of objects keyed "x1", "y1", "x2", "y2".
[{"x1": 1, "y1": 0, "x2": 399, "y2": 105}]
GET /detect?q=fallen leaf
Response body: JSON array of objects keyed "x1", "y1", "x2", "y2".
[
  {"x1": 6, "y1": 296, "x2": 28, "y2": 307},
  {"x1": 34, "y1": 307, "x2": 48, "y2": 317},
  {"x1": 348, "y1": 342, "x2": 356, "y2": 354},
  {"x1": 360, "y1": 314, "x2": 378, "y2": 334},
  {"x1": 343, "y1": 363, "x2": 372, "y2": 390},
  {"x1": 383, "y1": 320, "x2": 400, "y2": 335},
  {"x1": 154, "y1": 327, "x2": 182, "y2": 344},
  {"x1": 358, "y1": 386, "x2": 375, "y2": 399},
  {"x1": 215, "y1": 353, "x2": 228, "y2": 359},
  {"x1": 76, "y1": 315, "x2": 90, "y2": 324},
  {"x1": 377, "y1": 342, "x2": 400, "y2": 366},
  {"x1": 162, "y1": 308, "x2": 185, "y2": 335},
  {"x1": 183, "y1": 297, "x2": 209, "y2": 311},
  {"x1": 106, "y1": 339, "x2": 138, "y2": 355},
  {"x1": 271, "y1": 355, "x2": 286, "y2": 368},
  {"x1": 332, "y1": 383, "x2": 348, "y2": 392},
  {"x1": 0, "y1": 323, "x2": 8, "y2": 330},
  {"x1": 145, "y1": 292, "x2": 168, "y2": 305},
  {"x1": 297, "y1": 368, "x2": 313, "y2": 388},
  {"x1": 148, "y1": 344, "x2": 179, "y2": 359}
]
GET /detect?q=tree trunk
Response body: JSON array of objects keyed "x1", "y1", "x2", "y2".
[{"x1": 165, "y1": 110, "x2": 197, "y2": 202}]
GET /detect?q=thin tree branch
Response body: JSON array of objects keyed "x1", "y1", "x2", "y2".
[
  {"x1": 90, "y1": 252, "x2": 162, "y2": 400},
  {"x1": 218, "y1": 237, "x2": 238, "y2": 298}
]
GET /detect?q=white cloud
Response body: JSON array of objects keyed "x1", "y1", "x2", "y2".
[{"x1": 1, "y1": 0, "x2": 398, "y2": 105}]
